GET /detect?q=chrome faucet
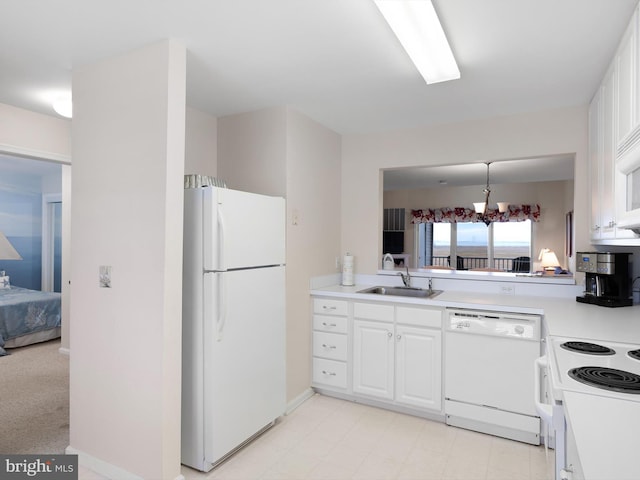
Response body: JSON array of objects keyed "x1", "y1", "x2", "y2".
[
  {"x1": 398, "y1": 267, "x2": 411, "y2": 287},
  {"x1": 428, "y1": 277, "x2": 433, "y2": 293}
]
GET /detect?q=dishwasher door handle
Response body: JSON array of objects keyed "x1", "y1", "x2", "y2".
[{"x1": 534, "y1": 355, "x2": 553, "y2": 424}]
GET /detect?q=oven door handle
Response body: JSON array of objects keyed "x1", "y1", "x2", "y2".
[{"x1": 534, "y1": 355, "x2": 553, "y2": 424}]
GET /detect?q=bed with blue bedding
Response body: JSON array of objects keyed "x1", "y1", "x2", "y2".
[{"x1": 0, "y1": 286, "x2": 61, "y2": 356}]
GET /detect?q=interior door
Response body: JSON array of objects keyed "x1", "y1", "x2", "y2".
[{"x1": 42, "y1": 194, "x2": 62, "y2": 292}]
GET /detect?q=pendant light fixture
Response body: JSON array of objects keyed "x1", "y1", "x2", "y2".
[{"x1": 474, "y1": 162, "x2": 508, "y2": 225}]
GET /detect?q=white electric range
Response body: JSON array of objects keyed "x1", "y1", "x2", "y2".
[
  {"x1": 537, "y1": 336, "x2": 640, "y2": 480},
  {"x1": 547, "y1": 336, "x2": 640, "y2": 401}
]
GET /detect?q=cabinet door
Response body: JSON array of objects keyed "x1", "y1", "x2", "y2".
[
  {"x1": 601, "y1": 62, "x2": 616, "y2": 239},
  {"x1": 617, "y1": 10, "x2": 637, "y2": 146},
  {"x1": 395, "y1": 325, "x2": 442, "y2": 411},
  {"x1": 589, "y1": 88, "x2": 603, "y2": 240},
  {"x1": 615, "y1": 10, "x2": 640, "y2": 241},
  {"x1": 353, "y1": 319, "x2": 394, "y2": 400}
]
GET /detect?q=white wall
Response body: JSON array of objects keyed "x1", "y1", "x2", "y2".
[
  {"x1": 285, "y1": 109, "x2": 341, "y2": 401},
  {"x1": 218, "y1": 107, "x2": 287, "y2": 196},
  {"x1": 217, "y1": 107, "x2": 342, "y2": 402},
  {"x1": 342, "y1": 106, "x2": 589, "y2": 274},
  {"x1": 384, "y1": 179, "x2": 574, "y2": 269},
  {"x1": 61, "y1": 166, "x2": 71, "y2": 352},
  {"x1": 185, "y1": 106, "x2": 217, "y2": 176},
  {"x1": 0, "y1": 102, "x2": 71, "y2": 159},
  {"x1": 69, "y1": 39, "x2": 185, "y2": 480}
]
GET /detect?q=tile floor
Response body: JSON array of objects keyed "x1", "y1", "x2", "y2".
[{"x1": 180, "y1": 394, "x2": 555, "y2": 480}]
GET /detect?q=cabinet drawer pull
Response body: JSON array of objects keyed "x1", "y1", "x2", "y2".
[
  {"x1": 387, "y1": 331, "x2": 392, "y2": 338},
  {"x1": 322, "y1": 305, "x2": 337, "y2": 311},
  {"x1": 322, "y1": 322, "x2": 337, "y2": 327},
  {"x1": 321, "y1": 370, "x2": 337, "y2": 376},
  {"x1": 397, "y1": 334, "x2": 402, "y2": 340},
  {"x1": 322, "y1": 343, "x2": 337, "y2": 349}
]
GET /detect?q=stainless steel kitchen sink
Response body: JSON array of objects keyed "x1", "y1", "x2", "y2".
[{"x1": 356, "y1": 286, "x2": 443, "y2": 299}]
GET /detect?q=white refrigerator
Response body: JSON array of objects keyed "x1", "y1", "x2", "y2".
[{"x1": 181, "y1": 182, "x2": 286, "y2": 472}]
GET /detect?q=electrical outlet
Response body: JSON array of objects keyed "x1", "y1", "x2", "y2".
[
  {"x1": 335, "y1": 256, "x2": 341, "y2": 271},
  {"x1": 499, "y1": 284, "x2": 515, "y2": 295},
  {"x1": 99, "y1": 266, "x2": 112, "y2": 288}
]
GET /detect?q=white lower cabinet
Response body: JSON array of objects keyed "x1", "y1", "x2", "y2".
[
  {"x1": 311, "y1": 296, "x2": 443, "y2": 414},
  {"x1": 353, "y1": 319, "x2": 395, "y2": 399},
  {"x1": 351, "y1": 302, "x2": 443, "y2": 413},
  {"x1": 312, "y1": 298, "x2": 349, "y2": 390},
  {"x1": 312, "y1": 357, "x2": 347, "y2": 389},
  {"x1": 395, "y1": 324, "x2": 442, "y2": 410}
]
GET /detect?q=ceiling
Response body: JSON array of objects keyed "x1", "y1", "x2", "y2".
[
  {"x1": 383, "y1": 155, "x2": 575, "y2": 190},
  {"x1": 0, "y1": 0, "x2": 637, "y2": 135}
]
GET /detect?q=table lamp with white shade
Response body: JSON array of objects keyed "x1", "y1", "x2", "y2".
[
  {"x1": 539, "y1": 248, "x2": 560, "y2": 274},
  {"x1": 0, "y1": 231, "x2": 22, "y2": 288}
]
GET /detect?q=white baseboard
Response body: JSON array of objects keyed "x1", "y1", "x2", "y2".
[
  {"x1": 285, "y1": 387, "x2": 315, "y2": 415},
  {"x1": 65, "y1": 446, "x2": 184, "y2": 480},
  {"x1": 58, "y1": 347, "x2": 70, "y2": 356}
]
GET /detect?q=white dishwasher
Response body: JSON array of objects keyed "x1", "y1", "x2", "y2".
[{"x1": 444, "y1": 308, "x2": 542, "y2": 445}]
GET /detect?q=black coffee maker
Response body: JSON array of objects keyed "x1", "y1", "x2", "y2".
[{"x1": 576, "y1": 252, "x2": 633, "y2": 307}]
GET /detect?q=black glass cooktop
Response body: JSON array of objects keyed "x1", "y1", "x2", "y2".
[
  {"x1": 561, "y1": 341, "x2": 616, "y2": 355},
  {"x1": 568, "y1": 366, "x2": 640, "y2": 394}
]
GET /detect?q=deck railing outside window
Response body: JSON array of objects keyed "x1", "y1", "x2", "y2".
[{"x1": 431, "y1": 256, "x2": 528, "y2": 271}]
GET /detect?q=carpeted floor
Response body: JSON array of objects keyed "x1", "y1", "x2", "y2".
[{"x1": 0, "y1": 339, "x2": 69, "y2": 454}]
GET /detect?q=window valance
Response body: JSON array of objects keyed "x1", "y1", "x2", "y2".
[{"x1": 410, "y1": 204, "x2": 541, "y2": 224}]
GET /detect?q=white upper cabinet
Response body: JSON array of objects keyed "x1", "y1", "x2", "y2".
[
  {"x1": 589, "y1": 87, "x2": 603, "y2": 240},
  {"x1": 617, "y1": 10, "x2": 637, "y2": 145},
  {"x1": 589, "y1": 5, "x2": 640, "y2": 243},
  {"x1": 602, "y1": 63, "x2": 617, "y2": 239}
]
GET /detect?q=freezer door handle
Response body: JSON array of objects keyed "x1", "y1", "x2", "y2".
[{"x1": 204, "y1": 273, "x2": 228, "y2": 342}]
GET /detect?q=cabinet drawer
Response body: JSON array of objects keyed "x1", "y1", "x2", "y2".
[
  {"x1": 313, "y1": 298, "x2": 348, "y2": 316},
  {"x1": 313, "y1": 331, "x2": 347, "y2": 361},
  {"x1": 312, "y1": 358, "x2": 347, "y2": 389},
  {"x1": 313, "y1": 315, "x2": 348, "y2": 334},
  {"x1": 353, "y1": 302, "x2": 394, "y2": 321},
  {"x1": 396, "y1": 306, "x2": 442, "y2": 328}
]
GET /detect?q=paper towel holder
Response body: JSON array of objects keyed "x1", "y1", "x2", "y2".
[{"x1": 342, "y1": 252, "x2": 355, "y2": 286}]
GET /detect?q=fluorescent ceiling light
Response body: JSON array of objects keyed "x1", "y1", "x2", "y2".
[{"x1": 374, "y1": 0, "x2": 460, "y2": 84}]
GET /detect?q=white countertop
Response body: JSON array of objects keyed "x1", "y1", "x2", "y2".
[
  {"x1": 311, "y1": 283, "x2": 640, "y2": 344},
  {"x1": 310, "y1": 281, "x2": 640, "y2": 479}
]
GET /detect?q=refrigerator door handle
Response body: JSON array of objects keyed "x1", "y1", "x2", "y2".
[{"x1": 217, "y1": 207, "x2": 226, "y2": 272}]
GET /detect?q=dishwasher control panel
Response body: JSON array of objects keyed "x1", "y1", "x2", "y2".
[{"x1": 447, "y1": 309, "x2": 541, "y2": 341}]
